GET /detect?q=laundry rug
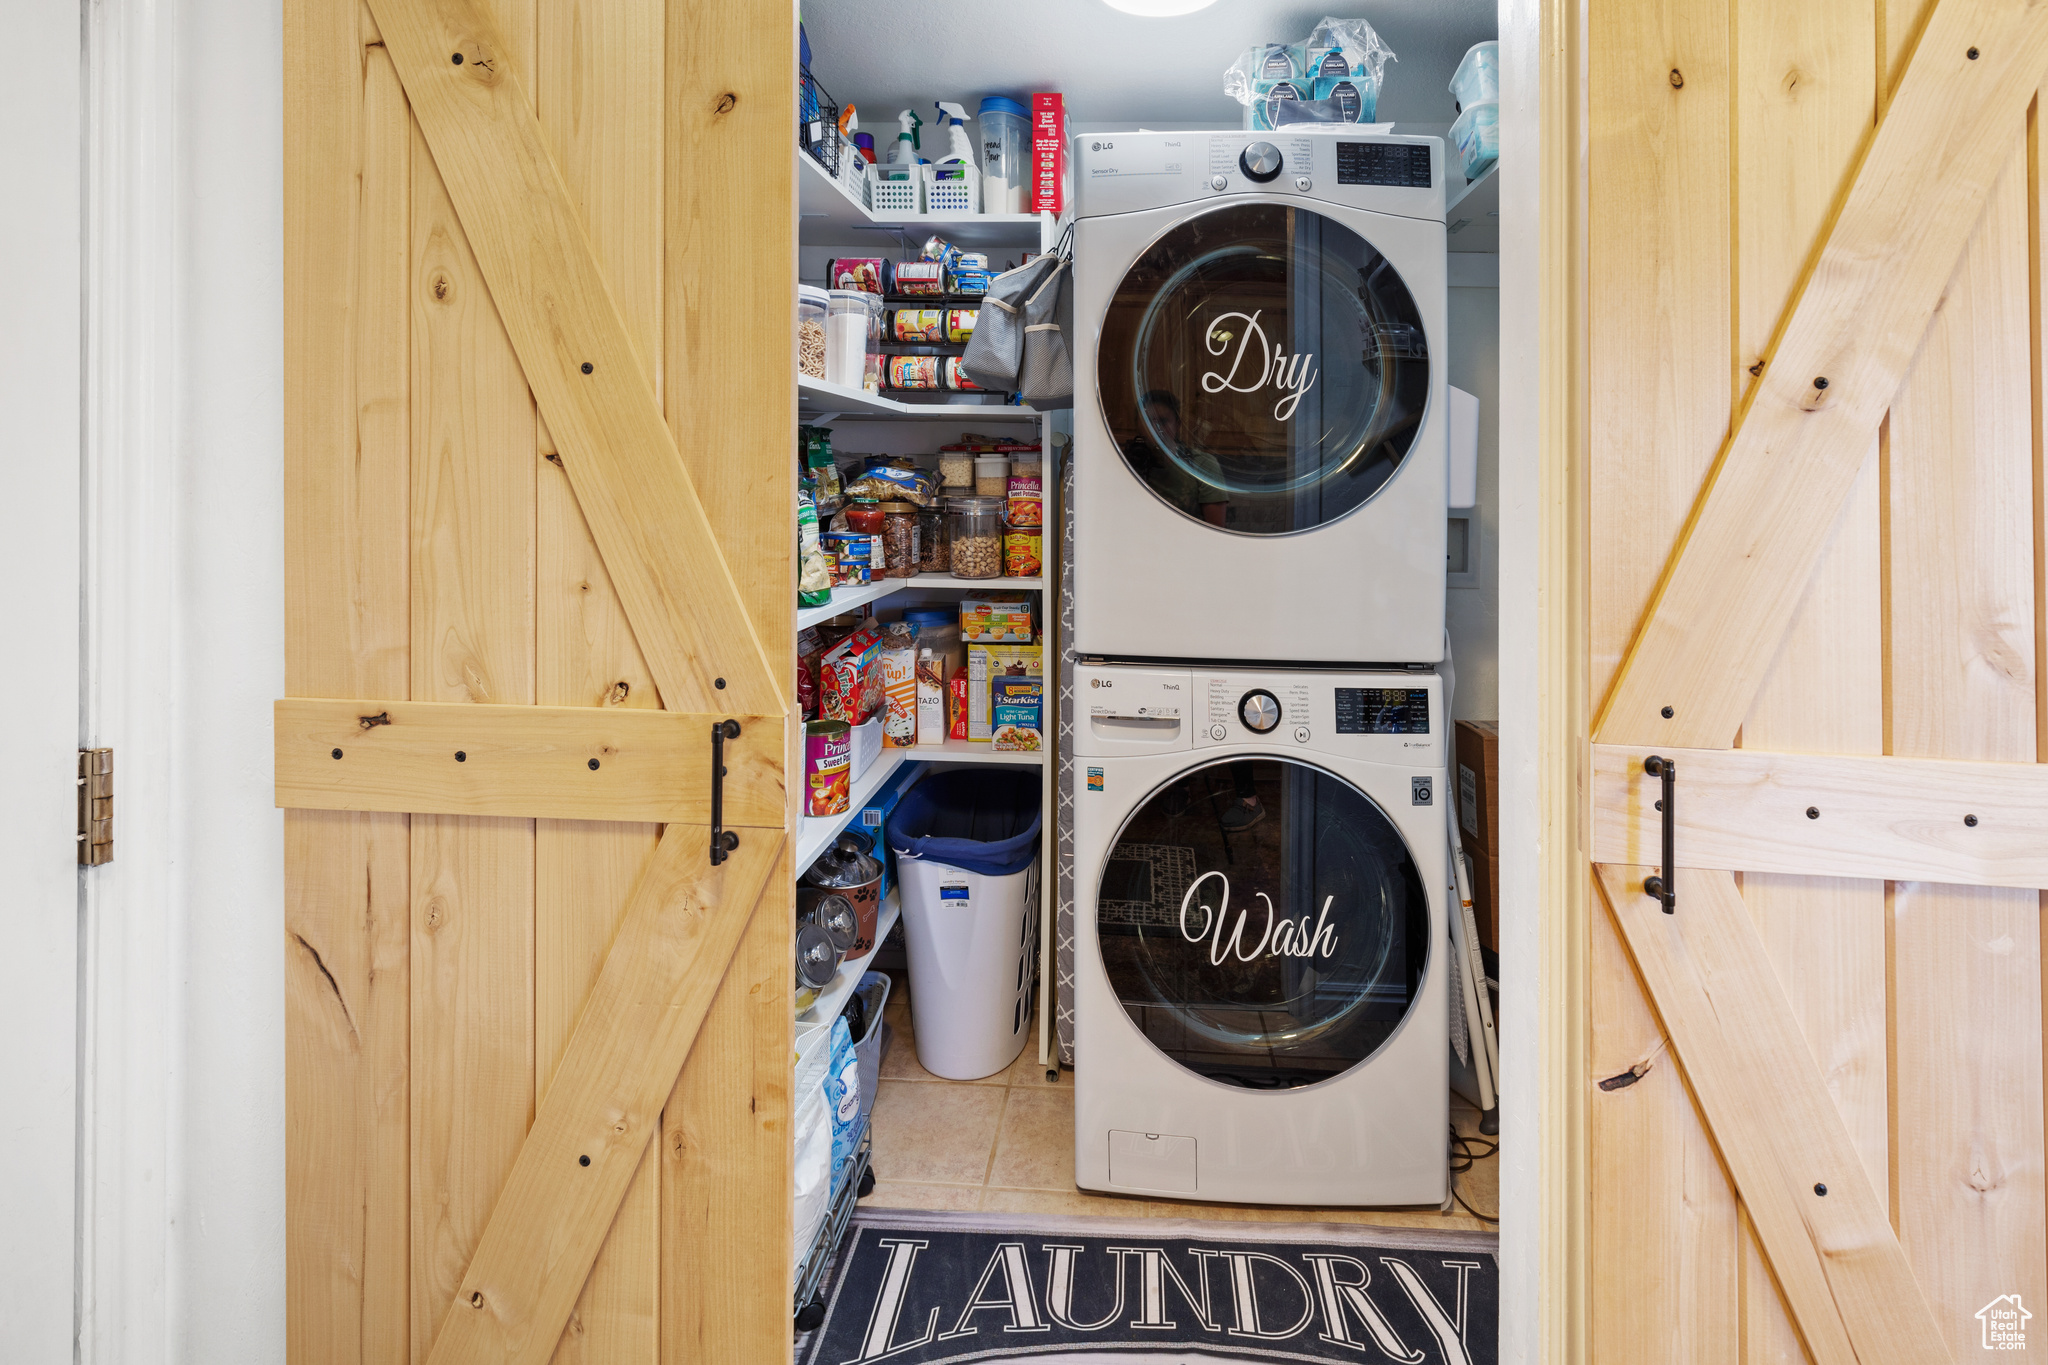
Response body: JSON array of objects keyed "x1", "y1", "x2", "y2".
[{"x1": 799, "y1": 1208, "x2": 1497, "y2": 1365}]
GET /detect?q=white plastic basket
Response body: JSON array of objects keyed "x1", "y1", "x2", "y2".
[
  {"x1": 869, "y1": 163, "x2": 922, "y2": 215},
  {"x1": 836, "y1": 141, "x2": 870, "y2": 208},
  {"x1": 896, "y1": 856, "x2": 1037, "y2": 1079},
  {"x1": 920, "y1": 160, "x2": 981, "y2": 216}
]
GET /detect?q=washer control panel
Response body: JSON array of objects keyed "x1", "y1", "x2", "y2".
[
  {"x1": 1072, "y1": 130, "x2": 1443, "y2": 221},
  {"x1": 1190, "y1": 668, "x2": 1442, "y2": 763}
]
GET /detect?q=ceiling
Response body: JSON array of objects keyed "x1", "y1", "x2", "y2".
[{"x1": 802, "y1": 0, "x2": 1497, "y2": 135}]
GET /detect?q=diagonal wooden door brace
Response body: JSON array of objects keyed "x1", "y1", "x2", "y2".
[
  {"x1": 1594, "y1": 0, "x2": 2048, "y2": 749},
  {"x1": 364, "y1": 0, "x2": 781, "y2": 720},
  {"x1": 1595, "y1": 866, "x2": 1952, "y2": 1365},
  {"x1": 426, "y1": 825, "x2": 784, "y2": 1365}
]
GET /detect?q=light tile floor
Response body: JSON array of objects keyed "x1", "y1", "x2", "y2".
[{"x1": 860, "y1": 974, "x2": 1500, "y2": 1232}]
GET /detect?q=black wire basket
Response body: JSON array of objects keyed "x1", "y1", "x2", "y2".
[{"x1": 799, "y1": 65, "x2": 840, "y2": 178}]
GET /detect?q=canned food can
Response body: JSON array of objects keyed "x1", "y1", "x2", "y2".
[
  {"x1": 1004, "y1": 524, "x2": 1042, "y2": 577},
  {"x1": 892, "y1": 309, "x2": 947, "y2": 343},
  {"x1": 889, "y1": 355, "x2": 944, "y2": 390},
  {"x1": 804, "y1": 719, "x2": 851, "y2": 816},
  {"x1": 945, "y1": 309, "x2": 978, "y2": 345},
  {"x1": 819, "y1": 531, "x2": 873, "y2": 584},
  {"x1": 944, "y1": 356, "x2": 983, "y2": 391}
]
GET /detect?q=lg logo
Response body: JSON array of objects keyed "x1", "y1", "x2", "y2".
[
  {"x1": 1091, "y1": 140, "x2": 1114, "y2": 152},
  {"x1": 1091, "y1": 678, "x2": 1113, "y2": 689}
]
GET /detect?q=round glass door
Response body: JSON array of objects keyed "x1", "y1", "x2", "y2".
[
  {"x1": 1098, "y1": 202, "x2": 1429, "y2": 535},
  {"x1": 1095, "y1": 756, "x2": 1429, "y2": 1087}
]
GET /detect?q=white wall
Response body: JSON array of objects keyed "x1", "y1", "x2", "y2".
[
  {"x1": 167, "y1": 0, "x2": 286, "y2": 1357},
  {"x1": 0, "y1": 2, "x2": 82, "y2": 1358},
  {"x1": 1447, "y1": 275, "x2": 1501, "y2": 722}
]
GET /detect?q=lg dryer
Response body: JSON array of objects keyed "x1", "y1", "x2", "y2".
[
  {"x1": 1072, "y1": 661, "x2": 1448, "y2": 1206},
  {"x1": 1072, "y1": 131, "x2": 1448, "y2": 665}
]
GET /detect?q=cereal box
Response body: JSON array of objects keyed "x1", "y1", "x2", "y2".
[{"x1": 969, "y1": 643, "x2": 1042, "y2": 741}]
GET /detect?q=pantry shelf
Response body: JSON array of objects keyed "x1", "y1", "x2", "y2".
[
  {"x1": 797, "y1": 750, "x2": 910, "y2": 870},
  {"x1": 1445, "y1": 162, "x2": 1498, "y2": 253},
  {"x1": 799, "y1": 376, "x2": 1036, "y2": 423},
  {"x1": 798, "y1": 891, "x2": 902, "y2": 1029},
  {"x1": 799, "y1": 148, "x2": 1049, "y2": 250},
  {"x1": 908, "y1": 740, "x2": 1044, "y2": 766},
  {"x1": 798, "y1": 574, "x2": 1046, "y2": 630}
]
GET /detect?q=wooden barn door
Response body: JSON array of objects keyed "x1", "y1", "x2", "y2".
[
  {"x1": 280, "y1": 0, "x2": 798, "y2": 1361},
  {"x1": 1586, "y1": 0, "x2": 2048, "y2": 1358}
]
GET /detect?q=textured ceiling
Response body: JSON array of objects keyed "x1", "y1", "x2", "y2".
[{"x1": 801, "y1": 0, "x2": 1497, "y2": 134}]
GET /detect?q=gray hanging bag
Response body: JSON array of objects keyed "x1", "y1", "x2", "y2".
[
  {"x1": 959, "y1": 251, "x2": 1062, "y2": 392},
  {"x1": 1016, "y1": 244, "x2": 1074, "y2": 412}
]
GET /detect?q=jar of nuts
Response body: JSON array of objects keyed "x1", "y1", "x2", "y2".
[
  {"x1": 880, "y1": 503, "x2": 920, "y2": 578},
  {"x1": 938, "y1": 448, "x2": 974, "y2": 490},
  {"x1": 798, "y1": 285, "x2": 829, "y2": 380},
  {"x1": 946, "y1": 496, "x2": 1004, "y2": 579}
]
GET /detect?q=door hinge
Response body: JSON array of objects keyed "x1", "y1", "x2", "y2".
[{"x1": 78, "y1": 747, "x2": 113, "y2": 866}]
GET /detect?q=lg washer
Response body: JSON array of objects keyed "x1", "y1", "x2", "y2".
[
  {"x1": 1070, "y1": 131, "x2": 1448, "y2": 665},
  {"x1": 1072, "y1": 661, "x2": 1449, "y2": 1206}
]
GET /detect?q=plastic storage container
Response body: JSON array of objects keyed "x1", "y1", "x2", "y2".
[
  {"x1": 826, "y1": 288, "x2": 872, "y2": 389},
  {"x1": 1449, "y1": 41, "x2": 1500, "y2": 113},
  {"x1": 845, "y1": 971, "x2": 892, "y2": 1123},
  {"x1": 976, "y1": 96, "x2": 1029, "y2": 215},
  {"x1": 860, "y1": 291, "x2": 884, "y2": 393},
  {"x1": 974, "y1": 455, "x2": 1010, "y2": 496},
  {"x1": 946, "y1": 495, "x2": 1004, "y2": 578},
  {"x1": 889, "y1": 769, "x2": 1042, "y2": 1079},
  {"x1": 1450, "y1": 100, "x2": 1500, "y2": 181},
  {"x1": 798, "y1": 285, "x2": 829, "y2": 380}
]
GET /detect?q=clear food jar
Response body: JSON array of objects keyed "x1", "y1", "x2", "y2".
[
  {"x1": 826, "y1": 289, "x2": 871, "y2": 389},
  {"x1": 798, "y1": 285, "x2": 830, "y2": 379},
  {"x1": 974, "y1": 455, "x2": 1009, "y2": 497},
  {"x1": 947, "y1": 496, "x2": 1004, "y2": 578},
  {"x1": 861, "y1": 292, "x2": 885, "y2": 393},
  {"x1": 938, "y1": 448, "x2": 974, "y2": 489},
  {"x1": 916, "y1": 504, "x2": 950, "y2": 573},
  {"x1": 881, "y1": 502, "x2": 920, "y2": 578}
]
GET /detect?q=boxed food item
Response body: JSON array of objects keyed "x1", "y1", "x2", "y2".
[
  {"x1": 949, "y1": 672, "x2": 970, "y2": 740},
  {"x1": 990, "y1": 677, "x2": 1044, "y2": 752},
  {"x1": 960, "y1": 591, "x2": 1035, "y2": 643},
  {"x1": 1031, "y1": 93, "x2": 1065, "y2": 214},
  {"x1": 969, "y1": 643, "x2": 1042, "y2": 741},
  {"x1": 879, "y1": 623, "x2": 918, "y2": 747},
  {"x1": 797, "y1": 626, "x2": 823, "y2": 720},
  {"x1": 819, "y1": 624, "x2": 882, "y2": 725}
]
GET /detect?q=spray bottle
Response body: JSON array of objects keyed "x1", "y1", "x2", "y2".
[
  {"x1": 933, "y1": 101, "x2": 973, "y2": 164},
  {"x1": 889, "y1": 109, "x2": 922, "y2": 165}
]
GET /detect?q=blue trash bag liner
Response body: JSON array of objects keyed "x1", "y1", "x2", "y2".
[{"x1": 887, "y1": 769, "x2": 1041, "y2": 877}]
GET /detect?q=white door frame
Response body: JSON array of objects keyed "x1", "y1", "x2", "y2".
[{"x1": 0, "y1": 1, "x2": 84, "y2": 1357}]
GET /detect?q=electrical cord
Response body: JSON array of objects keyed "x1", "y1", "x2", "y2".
[{"x1": 1448, "y1": 1124, "x2": 1499, "y2": 1224}]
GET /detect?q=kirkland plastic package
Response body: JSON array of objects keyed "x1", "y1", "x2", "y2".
[{"x1": 1224, "y1": 17, "x2": 1395, "y2": 130}]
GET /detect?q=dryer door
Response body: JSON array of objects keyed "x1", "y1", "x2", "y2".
[
  {"x1": 1097, "y1": 201, "x2": 1430, "y2": 537},
  {"x1": 1095, "y1": 755, "x2": 1430, "y2": 1086}
]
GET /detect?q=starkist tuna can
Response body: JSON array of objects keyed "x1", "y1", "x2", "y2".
[{"x1": 804, "y1": 719, "x2": 851, "y2": 816}]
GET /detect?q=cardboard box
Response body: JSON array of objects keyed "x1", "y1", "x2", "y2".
[
  {"x1": 1031, "y1": 93, "x2": 1065, "y2": 215},
  {"x1": 990, "y1": 677, "x2": 1044, "y2": 752},
  {"x1": 915, "y1": 643, "x2": 962, "y2": 746},
  {"x1": 960, "y1": 591, "x2": 1035, "y2": 643},
  {"x1": 1454, "y1": 719, "x2": 1500, "y2": 952},
  {"x1": 969, "y1": 643, "x2": 1042, "y2": 741}
]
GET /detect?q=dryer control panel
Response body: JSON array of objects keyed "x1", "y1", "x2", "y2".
[
  {"x1": 1072, "y1": 130, "x2": 1444, "y2": 223},
  {"x1": 1190, "y1": 668, "x2": 1443, "y2": 764}
]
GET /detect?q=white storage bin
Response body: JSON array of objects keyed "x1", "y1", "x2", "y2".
[
  {"x1": 896, "y1": 856, "x2": 1038, "y2": 1079},
  {"x1": 1449, "y1": 40, "x2": 1500, "y2": 112},
  {"x1": 870, "y1": 163, "x2": 922, "y2": 215},
  {"x1": 921, "y1": 161, "x2": 981, "y2": 216},
  {"x1": 836, "y1": 141, "x2": 870, "y2": 208},
  {"x1": 1450, "y1": 100, "x2": 1500, "y2": 182}
]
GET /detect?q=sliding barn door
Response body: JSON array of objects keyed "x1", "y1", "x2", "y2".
[
  {"x1": 1587, "y1": 0, "x2": 2047, "y2": 1358},
  {"x1": 281, "y1": 0, "x2": 798, "y2": 1361}
]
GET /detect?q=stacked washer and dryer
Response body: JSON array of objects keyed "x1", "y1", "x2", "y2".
[{"x1": 1067, "y1": 131, "x2": 1454, "y2": 1206}]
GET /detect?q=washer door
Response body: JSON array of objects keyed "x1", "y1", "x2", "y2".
[
  {"x1": 1095, "y1": 756, "x2": 1430, "y2": 1087},
  {"x1": 1097, "y1": 201, "x2": 1430, "y2": 536}
]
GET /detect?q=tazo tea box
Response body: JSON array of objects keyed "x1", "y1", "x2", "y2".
[
  {"x1": 990, "y1": 677, "x2": 1044, "y2": 753},
  {"x1": 1031, "y1": 93, "x2": 1065, "y2": 214},
  {"x1": 915, "y1": 642, "x2": 957, "y2": 747},
  {"x1": 969, "y1": 643, "x2": 1042, "y2": 741}
]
